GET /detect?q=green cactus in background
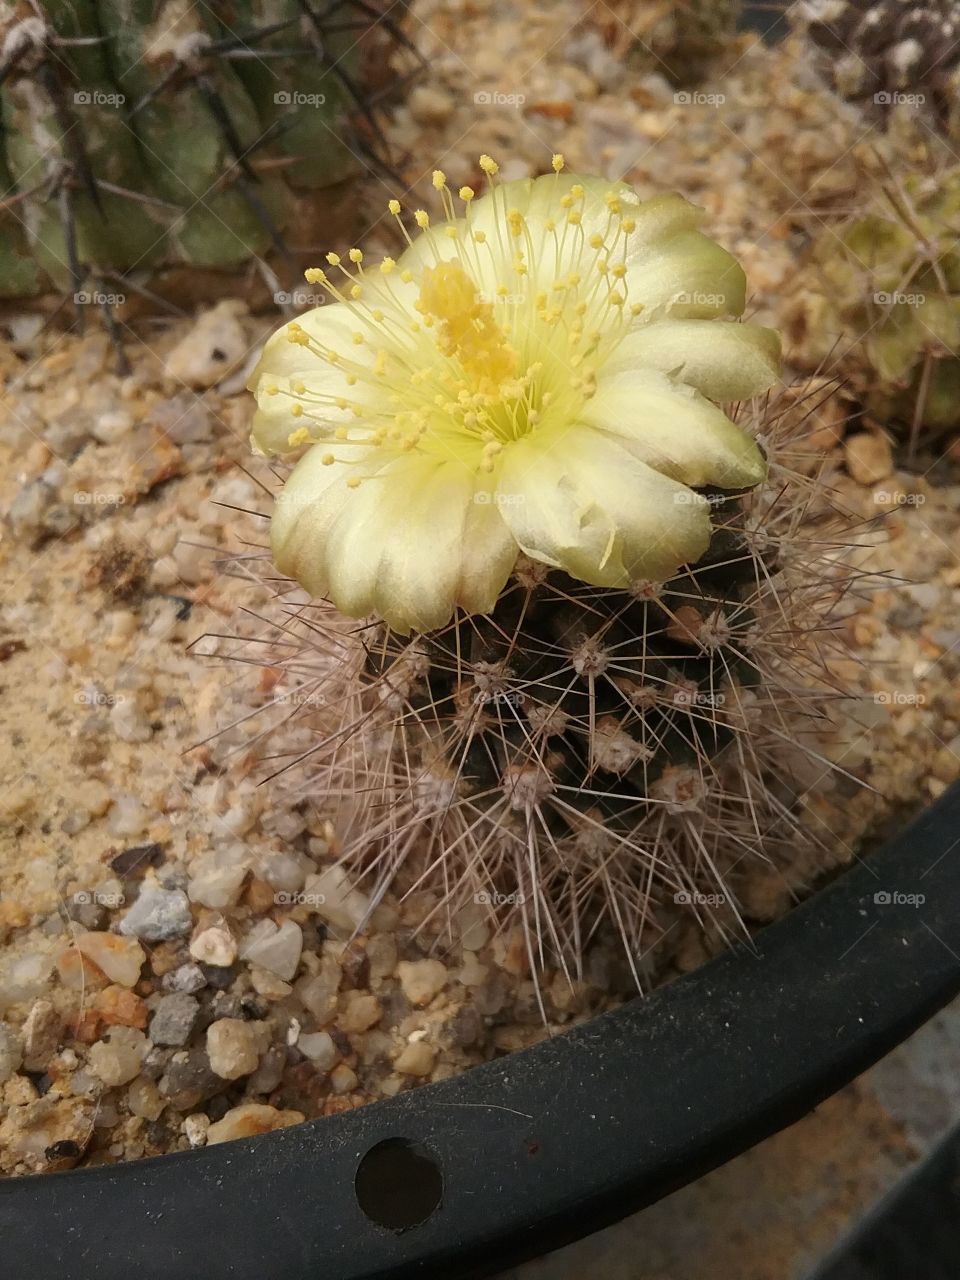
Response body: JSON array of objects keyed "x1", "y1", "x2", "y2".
[
  {"x1": 785, "y1": 162, "x2": 960, "y2": 443},
  {"x1": 0, "y1": 0, "x2": 405, "y2": 298}
]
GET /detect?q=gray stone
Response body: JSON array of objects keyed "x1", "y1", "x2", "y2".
[
  {"x1": 119, "y1": 885, "x2": 193, "y2": 942},
  {"x1": 162, "y1": 963, "x2": 207, "y2": 995},
  {"x1": 149, "y1": 993, "x2": 200, "y2": 1047}
]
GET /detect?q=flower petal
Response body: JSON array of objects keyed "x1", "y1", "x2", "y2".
[
  {"x1": 624, "y1": 230, "x2": 746, "y2": 320},
  {"x1": 580, "y1": 369, "x2": 767, "y2": 491},
  {"x1": 250, "y1": 370, "x2": 370, "y2": 456},
  {"x1": 272, "y1": 446, "x2": 517, "y2": 633},
  {"x1": 495, "y1": 425, "x2": 713, "y2": 586},
  {"x1": 605, "y1": 319, "x2": 781, "y2": 402},
  {"x1": 247, "y1": 302, "x2": 371, "y2": 386}
]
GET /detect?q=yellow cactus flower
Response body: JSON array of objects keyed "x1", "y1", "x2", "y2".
[{"x1": 249, "y1": 160, "x2": 780, "y2": 634}]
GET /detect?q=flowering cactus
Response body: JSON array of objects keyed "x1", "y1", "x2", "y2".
[{"x1": 244, "y1": 158, "x2": 854, "y2": 977}]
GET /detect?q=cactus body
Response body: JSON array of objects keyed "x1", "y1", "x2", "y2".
[
  {"x1": 0, "y1": 0, "x2": 398, "y2": 297},
  {"x1": 786, "y1": 164, "x2": 960, "y2": 437},
  {"x1": 245, "y1": 404, "x2": 851, "y2": 976}
]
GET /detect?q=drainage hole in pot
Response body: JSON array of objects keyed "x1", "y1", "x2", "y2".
[{"x1": 355, "y1": 1138, "x2": 443, "y2": 1232}]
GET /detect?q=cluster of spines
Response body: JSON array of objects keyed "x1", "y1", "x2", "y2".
[{"x1": 216, "y1": 383, "x2": 863, "y2": 989}]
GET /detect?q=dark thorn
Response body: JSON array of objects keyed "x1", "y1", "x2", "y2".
[
  {"x1": 102, "y1": 270, "x2": 186, "y2": 317},
  {"x1": 58, "y1": 185, "x2": 86, "y2": 333},
  {"x1": 194, "y1": 73, "x2": 259, "y2": 182},
  {"x1": 234, "y1": 176, "x2": 293, "y2": 264},
  {"x1": 39, "y1": 62, "x2": 103, "y2": 215},
  {"x1": 96, "y1": 285, "x2": 132, "y2": 376},
  {"x1": 129, "y1": 65, "x2": 183, "y2": 119}
]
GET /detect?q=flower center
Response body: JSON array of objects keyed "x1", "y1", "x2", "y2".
[{"x1": 416, "y1": 261, "x2": 518, "y2": 396}]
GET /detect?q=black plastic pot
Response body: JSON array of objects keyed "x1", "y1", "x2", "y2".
[{"x1": 1, "y1": 783, "x2": 959, "y2": 1280}]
